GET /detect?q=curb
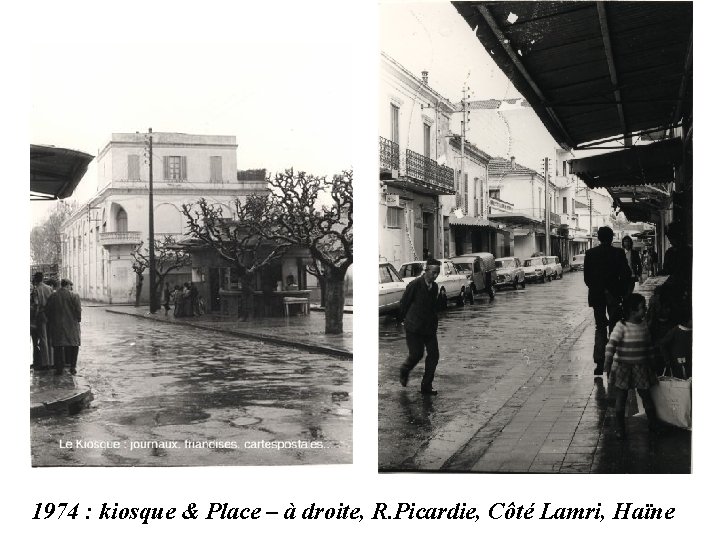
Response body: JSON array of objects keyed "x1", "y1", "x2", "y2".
[
  {"x1": 30, "y1": 385, "x2": 94, "y2": 418},
  {"x1": 105, "y1": 309, "x2": 353, "y2": 359}
]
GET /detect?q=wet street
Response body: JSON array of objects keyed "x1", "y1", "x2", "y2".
[
  {"x1": 379, "y1": 271, "x2": 691, "y2": 472},
  {"x1": 31, "y1": 309, "x2": 352, "y2": 466}
]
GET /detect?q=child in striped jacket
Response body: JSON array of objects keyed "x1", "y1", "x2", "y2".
[{"x1": 604, "y1": 293, "x2": 659, "y2": 439}]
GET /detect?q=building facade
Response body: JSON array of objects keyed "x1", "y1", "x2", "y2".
[
  {"x1": 61, "y1": 132, "x2": 267, "y2": 304},
  {"x1": 487, "y1": 156, "x2": 560, "y2": 261},
  {"x1": 443, "y1": 136, "x2": 506, "y2": 257},
  {"x1": 379, "y1": 53, "x2": 456, "y2": 270}
]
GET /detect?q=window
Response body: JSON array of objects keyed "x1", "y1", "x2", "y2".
[
  {"x1": 489, "y1": 189, "x2": 500, "y2": 199},
  {"x1": 164, "y1": 156, "x2": 187, "y2": 181},
  {"x1": 210, "y1": 156, "x2": 222, "y2": 183},
  {"x1": 572, "y1": 198, "x2": 576, "y2": 214},
  {"x1": 390, "y1": 104, "x2": 400, "y2": 144},
  {"x1": 128, "y1": 154, "x2": 140, "y2": 181},
  {"x1": 386, "y1": 206, "x2": 402, "y2": 229},
  {"x1": 116, "y1": 209, "x2": 128, "y2": 232},
  {"x1": 563, "y1": 161, "x2": 567, "y2": 176},
  {"x1": 423, "y1": 123, "x2": 431, "y2": 157},
  {"x1": 563, "y1": 197, "x2": 568, "y2": 214}
]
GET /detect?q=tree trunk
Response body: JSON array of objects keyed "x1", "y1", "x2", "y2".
[
  {"x1": 134, "y1": 275, "x2": 143, "y2": 307},
  {"x1": 240, "y1": 275, "x2": 255, "y2": 321},
  {"x1": 324, "y1": 268, "x2": 346, "y2": 334}
]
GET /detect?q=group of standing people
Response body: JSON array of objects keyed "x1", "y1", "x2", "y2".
[
  {"x1": 164, "y1": 282, "x2": 202, "y2": 318},
  {"x1": 584, "y1": 223, "x2": 691, "y2": 439},
  {"x1": 30, "y1": 272, "x2": 82, "y2": 376}
]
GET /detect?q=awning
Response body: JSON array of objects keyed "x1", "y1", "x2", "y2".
[
  {"x1": 488, "y1": 213, "x2": 542, "y2": 226},
  {"x1": 449, "y1": 215, "x2": 499, "y2": 229},
  {"x1": 569, "y1": 138, "x2": 682, "y2": 189},
  {"x1": 31, "y1": 144, "x2": 94, "y2": 200},
  {"x1": 453, "y1": 2, "x2": 692, "y2": 150}
]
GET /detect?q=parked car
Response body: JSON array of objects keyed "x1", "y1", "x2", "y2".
[
  {"x1": 398, "y1": 259, "x2": 469, "y2": 308},
  {"x1": 378, "y1": 261, "x2": 407, "y2": 315},
  {"x1": 494, "y1": 257, "x2": 525, "y2": 290},
  {"x1": 570, "y1": 253, "x2": 585, "y2": 271},
  {"x1": 546, "y1": 255, "x2": 563, "y2": 280},
  {"x1": 451, "y1": 252, "x2": 497, "y2": 300},
  {"x1": 523, "y1": 256, "x2": 550, "y2": 283}
]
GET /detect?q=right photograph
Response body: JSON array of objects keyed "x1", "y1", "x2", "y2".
[{"x1": 378, "y1": 1, "x2": 692, "y2": 473}]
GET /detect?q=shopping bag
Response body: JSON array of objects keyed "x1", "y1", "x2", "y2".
[{"x1": 650, "y1": 375, "x2": 692, "y2": 430}]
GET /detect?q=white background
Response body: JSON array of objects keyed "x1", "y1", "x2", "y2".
[{"x1": 3, "y1": 1, "x2": 717, "y2": 538}]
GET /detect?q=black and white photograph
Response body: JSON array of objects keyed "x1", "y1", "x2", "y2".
[
  {"x1": 378, "y1": 1, "x2": 692, "y2": 473},
  {"x1": 28, "y1": 36, "x2": 353, "y2": 466}
]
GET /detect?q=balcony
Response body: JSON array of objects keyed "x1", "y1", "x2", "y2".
[
  {"x1": 549, "y1": 211, "x2": 561, "y2": 225},
  {"x1": 379, "y1": 136, "x2": 399, "y2": 177},
  {"x1": 99, "y1": 231, "x2": 142, "y2": 247},
  {"x1": 403, "y1": 149, "x2": 455, "y2": 194},
  {"x1": 489, "y1": 197, "x2": 514, "y2": 212}
]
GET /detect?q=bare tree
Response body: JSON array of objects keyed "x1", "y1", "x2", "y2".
[
  {"x1": 130, "y1": 235, "x2": 192, "y2": 307},
  {"x1": 30, "y1": 201, "x2": 77, "y2": 265},
  {"x1": 181, "y1": 197, "x2": 292, "y2": 320},
  {"x1": 265, "y1": 169, "x2": 352, "y2": 334}
]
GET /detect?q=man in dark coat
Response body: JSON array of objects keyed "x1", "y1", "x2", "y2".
[
  {"x1": 621, "y1": 235, "x2": 643, "y2": 295},
  {"x1": 584, "y1": 227, "x2": 631, "y2": 375},
  {"x1": 398, "y1": 258, "x2": 441, "y2": 395},
  {"x1": 46, "y1": 279, "x2": 82, "y2": 375}
]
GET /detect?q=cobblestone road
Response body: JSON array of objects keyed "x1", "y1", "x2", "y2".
[{"x1": 31, "y1": 309, "x2": 352, "y2": 466}]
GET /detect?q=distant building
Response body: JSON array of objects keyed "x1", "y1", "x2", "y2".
[{"x1": 60, "y1": 132, "x2": 267, "y2": 304}]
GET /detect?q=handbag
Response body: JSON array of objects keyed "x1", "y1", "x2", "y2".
[{"x1": 650, "y1": 369, "x2": 692, "y2": 430}]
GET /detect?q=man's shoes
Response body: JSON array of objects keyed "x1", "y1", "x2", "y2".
[
  {"x1": 420, "y1": 388, "x2": 438, "y2": 396},
  {"x1": 593, "y1": 366, "x2": 604, "y2": 376},
  {"x1": 399, "y1": 368, "x2": 409, "y2": 387}
]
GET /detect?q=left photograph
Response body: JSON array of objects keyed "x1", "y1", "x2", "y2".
[{"x1": 29, "y1": 42, "x2": 353, "y2": 466}]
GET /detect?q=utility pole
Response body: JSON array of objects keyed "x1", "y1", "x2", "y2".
[
  {"x1": 589, "y1": 197, "x2": 593, "y2": 249},
  {"x1": 544, "y1": 157, "x2": 550, "y2": 255},
  {"x1": 147, "y1": 128, "x2": 158, "y2": 313},
  {"x1": 459, "y1": 84, "x2": 467, "y2": 215}
]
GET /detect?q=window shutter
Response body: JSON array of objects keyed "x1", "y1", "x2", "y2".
[
  {"x1": 181, "y1": 156, "x2": 187, "y2": 181},
  {"x1": 210, "y1": 156, "x2": 222, "y2": 183},
  {"x1": 163, "y1": 156, "x2": 169, "y2": 180},
  {"x1": 463, "y1": 173, "x2": 468, "y2": 214},
  {"x1": 128, "y1": 155, "x2": 140, "y2": 181}
]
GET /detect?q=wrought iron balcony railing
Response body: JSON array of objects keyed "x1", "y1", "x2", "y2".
[
  {"x1": 379, "y1": 136, "x2": 400, "y2": 171},
  {"x1": 405, "y1": 149, "x2": 454, "y2": 191}
]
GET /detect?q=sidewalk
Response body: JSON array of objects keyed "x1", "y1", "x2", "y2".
[
  {"x1": 30, "y1": 371, "x2": 93, "y2": 418},
  {"x1": 104, "y1": 305, "x2": 353, "y2": 358},
  {"x1": 389, "y1": 277, "x2": 691, "y2": 473}
]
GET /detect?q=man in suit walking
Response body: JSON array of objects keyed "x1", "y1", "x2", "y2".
[
  {"x1": 584, "y1": 227, "x2": 631, "y2": 375},
  {"x1": 398, "y1": 258, "x2": 441, "y2": 396}
]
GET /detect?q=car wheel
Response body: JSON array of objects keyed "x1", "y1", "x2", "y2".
[
  {"x1": 520, "y1": 280, "x2": 526, "y2": 289},
  {"x1": 559, "y1": 270, "x2": 563, "y2": 279},
  {"x1": 438, "y1": 288, "x2": 448, "y2": 310},
  {"x1": 457, "y1": 287, "x2": 465, "y2": 306},
  {"x1": 468, "y1": 284, "x2": 476, "y2": 304},
  {"x1": 487, "y1": 283, "x2": 496, "y2": 299},
  {"x1": 513, "y1": 277, "x2": 519, "y2": 290}
]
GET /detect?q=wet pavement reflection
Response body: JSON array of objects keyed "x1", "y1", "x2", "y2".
[
  {"x1": 31, "y1": 308, "x2": 351, "y2": 466},
  {"x1": 379, "y1": 272, "x2": 690, "y2": 473}
]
